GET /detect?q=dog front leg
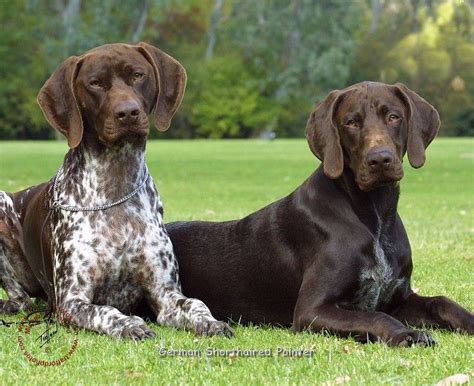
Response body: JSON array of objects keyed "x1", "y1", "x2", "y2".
[
  {"x1": 59, "y1": 296, "x2": 156, "y2": 340},
  {"x1": 147, "y1": 285, "x2": 233, "y2": 337},
  {"x1": 390, "y1": 292, "x2": 474, "y2": 334},
  {"x1": 144, "y1": 234, "x2": 233, "y2": 337},
  {"x1": 293, "y1": 273, "x2": 436, "y2": 347},
  {"x1": 293, "y1": 302, "x2": 436, "y2": 347}
]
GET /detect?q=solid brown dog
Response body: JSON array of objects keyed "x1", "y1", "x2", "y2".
[{"x1": 167, "y1": 81, "x2": 474, "y2": 346}]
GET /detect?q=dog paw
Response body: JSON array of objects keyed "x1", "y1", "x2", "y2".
[
  {"x1": 391, "y1": 330, "x2": 436, "y2": 347},
  {"x1": 194, "y1": 320, "x2": 233, "y2": 338},
  {"x1": 117, "y1": 316, "x2": 156, "y2": 341},
  {"x1": 0, "y1": 299, "x2": 31, "y2": 315},
  {"x1": 461, "y1": 318, "x2": 474, "y2": 335}
]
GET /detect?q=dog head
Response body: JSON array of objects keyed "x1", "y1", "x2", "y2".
[
  {"x1": 37, "y1": 42, "x2": 186, "y2": 147},
  {"x1": 305, "y1": 81, "x2": 440, "y2": 191}
]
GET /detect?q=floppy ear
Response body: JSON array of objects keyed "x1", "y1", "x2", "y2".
[
  {"x1": 305, "y1": 90, "x2": 344, "y2": 179},
  {"x1": 136, "y1": 42, "x2": 187, "y2": 131},
  {"x1": 37, "y1": 56, "x2": 84, "y2": 148},
  {"x1": 395, "y1": 83, "x2": 440, "y2": 168}
]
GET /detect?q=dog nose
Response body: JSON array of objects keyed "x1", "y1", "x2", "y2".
[
  {"x1": 114, "y1": 100, "x2": 140, "y2": 123},
  {"x1": 366, "y1": 148, "x2": 394, "y2": 171}
]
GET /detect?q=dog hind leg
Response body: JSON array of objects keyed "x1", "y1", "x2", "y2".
[{"x1": 0, "y1": 192, "x2": 32, "y2": 314}]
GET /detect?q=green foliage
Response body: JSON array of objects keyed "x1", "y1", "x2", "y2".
[
  {"x1": 0, "y1": 0, "x2": 473, "y2": 139},
  {"x1": 221, "y1": 0, "x2": 363, "y2": 135},
  {"x1": 385, "y1": 2, "x2": 474, "y2": 135},
  {"x1": 0, "y1": 1, "x2": 51, "y2": 139},
  {"x1": 351, "y1": 0, "x2": 474, "y2": 136},
  {"x1": 452, "y1": 109, "x2": 474, "y2": 136},
  {"x1": 186, "y1": 56, "x2": 278, "y2": 138}
]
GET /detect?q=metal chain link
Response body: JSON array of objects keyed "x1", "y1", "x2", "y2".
[{"x1": 50, "y1": 164, "x2": 149, "y2": 212}]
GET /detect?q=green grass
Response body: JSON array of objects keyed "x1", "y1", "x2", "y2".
[{"x1": 0, "y1": 138, "x2": 473, "y2": 385}]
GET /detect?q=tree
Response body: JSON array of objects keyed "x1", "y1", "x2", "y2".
[
  {"x1": 221, "y1": 0, "x2": 364, "y2": 136},
  {"x1": 0, "y1": 1, "x2": 51, "y2": 139},
  {"x1": 0, "y1": 0, "x2": 471, "y2": 139},
  {"x1": 205, "y1": 0, "x2": 224, "y2": 60},
  {"x1": 186, "y1": 55, "x2": 278, "y2": 138},
  {"x1": 351, "y1": 0, "x2": 474, "y2": 135}
]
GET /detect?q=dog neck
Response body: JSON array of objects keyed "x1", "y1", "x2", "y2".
[
  {"x1": 339, "y1": 166, "x2": 399, "y2": 207},
  {"x1": 306, "y1": 166, "x2": 400, "y2": 234},
  {"x1": 59, "y1": 131, "x2": 147, "y2": 202}
]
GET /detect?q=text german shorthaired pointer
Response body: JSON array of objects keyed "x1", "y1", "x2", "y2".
[
  {"x1": 0, "y1": 43, "x2": 232, "y2": 339},
  {"x1": 167, "y1": 82, "x2": 473, "y2": 347}
]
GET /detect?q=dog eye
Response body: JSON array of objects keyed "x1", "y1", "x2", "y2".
[
  {"x1": 89, "y1": 80, "x2": 102, "y2": 88},
  {"x1": 133, "y1": 72, "x2": 144, "y2": 81},
  {"x1": 388, "y1": 113, "x2": 400, "y2": 123},
  {"x1": 345, "y1": 119, "x2": 358, "y2": 129}
]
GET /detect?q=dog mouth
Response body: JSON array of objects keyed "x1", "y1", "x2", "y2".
[
  {"x1": 102, "y1": 120, "x2": 150, "y2": 139},
  {"x1": 129, "y1": 126, "x2": 150, "y2": 136},
  {"x1": 356, "y1": 168, "x2": 404, "y2": 191}
]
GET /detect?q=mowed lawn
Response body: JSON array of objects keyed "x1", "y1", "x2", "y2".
[{"x1": 0, "y1": 138, "x2": 473, "y2": 385}]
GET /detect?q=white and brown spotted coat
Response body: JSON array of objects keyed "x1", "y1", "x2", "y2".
[
  {"x1": 1, "y1": 141, "x2": 231, "y2": 338},
  {"x1": 0, "y1": 42, "x2": 232, "y2": 339}
]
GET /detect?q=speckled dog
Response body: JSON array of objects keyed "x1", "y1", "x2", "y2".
[{"x1": 0, "y1": 43, "x2": 232, "y2": 339}]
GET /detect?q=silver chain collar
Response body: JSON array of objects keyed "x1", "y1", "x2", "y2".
[{"x1": 50, "y1": 164, "x2": 149, "y2": 212}]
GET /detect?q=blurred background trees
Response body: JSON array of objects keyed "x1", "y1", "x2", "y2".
[{"x1": 0, "y1": 0, "x2": 472, "y2": 139}]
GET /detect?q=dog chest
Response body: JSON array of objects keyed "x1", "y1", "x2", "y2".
[
  {"x1": 52, "y1": 180, "x2": 172, "y2": 277},
  {"x1": 340, "y1": 234, "x2": 406, "y2": 312}
]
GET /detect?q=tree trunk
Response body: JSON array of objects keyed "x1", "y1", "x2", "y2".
[
  {"x1": 370, "y1": 0, "x2": 383, "y2": 33},
  {"x1": 205, "y1": 0, "x2": 224, "y2": 60},
  {"x1": 61, "y1": 0, "x2": 81, "y2": 52},
  {"x1": 281, "y1": 0, "x2": 301, "y2": 68},
  {"x1": 53, "y1": 0, "x2": 81, "y2": 140},
  {"x1": 131, "y1": 0, "x2": 150, "y2": 43}
]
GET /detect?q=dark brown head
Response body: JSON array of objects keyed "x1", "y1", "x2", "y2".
[
  {"x1": 37, "y1": 42, "x2": 186, "y2": 147},
  {"x1": 306, "y1": 82, "x2": 440, "y2": 191}
]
